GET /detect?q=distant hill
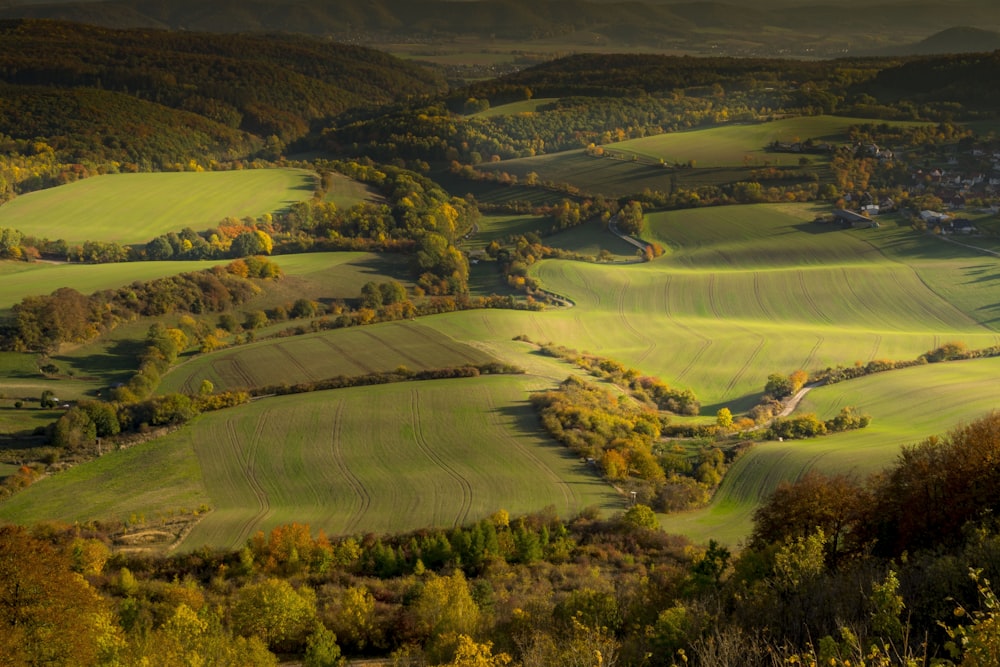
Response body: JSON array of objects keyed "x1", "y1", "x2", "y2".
[
  {"x1": 870, "y1": 26, "x2": 1000, "y2": 55},
  {"x1": 0, "y1": 0, "x2": 997, "y2": 56}
]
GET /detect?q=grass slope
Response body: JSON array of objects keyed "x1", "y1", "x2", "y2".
[
  {"x1": 158, "y1": 320, "x2": 497, "y2": 395},
  {"x1": 661, "y1": 356, "x2": 1000, "y2": 545},
  {"x1": 0, "y1": 376, "x2": 621, "y2": 549},
  {"x1": 0, "y1": 169, "x2": 316, "y2": 245}
]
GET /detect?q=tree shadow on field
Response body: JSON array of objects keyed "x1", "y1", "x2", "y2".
[
  {"x1": 493, "y1": 398, "x2": 595, "y2": 467},
  {"x1": 53, "y1": 338, "x2": 143, "y2": 389},
  {"x1": 791, "y1": 222, "x2": 849, "y2": 235}
]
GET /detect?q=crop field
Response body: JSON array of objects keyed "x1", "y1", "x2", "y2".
[
  {"x1": 0, "y1": 169, "x2": 316, "y2": 245},
  {"x1": 0, "y1": 376, "x2": 621, "y2": 549},
  {"x1": 158, "y1": 320, "x2": 498, "y2": 394},
  {"x1": 661, "y1": 356, "x2": 1000, "y2": 546}
]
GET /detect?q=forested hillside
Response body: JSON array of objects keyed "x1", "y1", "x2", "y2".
[{"x1": 0, "y1": 20, "x2": 443, "y2": 159}]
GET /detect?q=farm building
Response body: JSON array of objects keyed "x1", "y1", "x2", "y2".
[{"x1": 833, "y1": 208, "x2": 877, "y2": 228}]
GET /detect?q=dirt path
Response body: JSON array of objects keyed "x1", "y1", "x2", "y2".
[{"x1": 777, "y1": 383, "x2": 817, "y2": 418}]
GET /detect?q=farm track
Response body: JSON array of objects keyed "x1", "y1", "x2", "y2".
[
  {"x1": 617, "y1": 278, "x2": 657, "y2": 364},
  {"x1": 797, "y1": 270, "x2": 832, "y2": 325},
  {"x1": 225, "y1": 415, "x2": 271, "y2": 549},
  {"x1": 707, "y1": 273, "x2": 722, "y2": 319},
  {"x1": 357, "y1": 329, "x2": 424, "y2": 369},
  {"x1": 752, "y1": 272, "x2": 776, "y2": 321},
  {"x1": 329, "y1": 400, "x2": 371, "y2": 534},
  {"x1": 316, "y1": 337, "x2": 372, "y2": 374},
  {"x1": 409, "y1": 389, "x2": 473, "y2": 527},
  {"x1": 801, "y1": 336, "x2": 825, "y2": 373},
  {"x1": 722, "y1": 335, "x2": 766, "y2": 400},
  {"x1": 869, "y1": 334, "x2": 883, "y2": 361},
  {"x1": 390, "y1": 322, "x2": 480, "y2": 364},
  {"x1": 220, "y1": 358, "x2": 256, "y2": 391},
  {"x1": 662, "y1": 274, "x2": 713, "y2": 383},
  {"x1": 275, "y1": 343, "x2": 319, "y2": 382},
  {"x1": 482, "y1": 391, "x2": 580, "y2": 513}
]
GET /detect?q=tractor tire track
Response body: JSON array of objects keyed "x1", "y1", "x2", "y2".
[
  {"x1": 483, "y1": 390, "x2": 579, "y2": 512},
  {"x1": 226, "y1": 414, "x2": 271, "y2": 548},
  {"x1": 392, "y1": 322, "x2": 481, "y2": 364},
  {"x1": 214, "y1": 358, "x2": 255, "y2": 391},
  {"x1": 357, "y1": 328, "x2": 424, "y2": 369},
  {"x1": 801, "y1": 335, "x2": 825, "y2": 373},
  {"x1": 275, "y1": 343, "x2": 318, "y2": 382},
  {"x1": 662, "y1": 274, "x2": 713, "y2": 384},
  {"x1": 869, "y1": 334, "x2": 883, "y2": 361},
  {"x1": 618, "y1": 277, "x2": 657, "y2": 364},
  {"x1": 707, "y1": 273, "x2": 723, "y2": 319},
  {"x1": 316, "y1": 337, "x2": 372, "y2": 374},
  {"x1": 329, "y1": 400, "x2": 371, "y2": 534},
  {"x1": 798, "y1": 270, "x2": 832, "y2": 325},
  {"x1": 752, "y1": 271, "x2": 776, "y2": 321},
  {"x1": 722, "y1": 335, "x2": 766, "y2": 399},
  {"x1": 410, "y1": 389, "x2": 473, "y2": 527}
]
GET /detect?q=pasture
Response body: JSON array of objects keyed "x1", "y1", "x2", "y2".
[
  {"x1": 0, "y1": 376, "x2": 622, "y2": 550},
  {"x1": 0, "y1": 169, "x2": 316, "y2": 245},
  {"x1": 322, "y1": 172, "x2": 381, "y2": 209}
]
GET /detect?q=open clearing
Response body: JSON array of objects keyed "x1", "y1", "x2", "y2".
[
  {"x1": 0, "y1": 376, "x2": 621, "y2": 549},
  {"x1": 0, "y1": 169, "x2": 316, "y2": 245}
]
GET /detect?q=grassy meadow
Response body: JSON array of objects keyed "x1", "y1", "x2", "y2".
[
  {"x1": 0, "y1": 169, "x2": 316, "y2": 245},
  {"x1": 0, "y1": 376, "x2": 622, "y2": 549}
]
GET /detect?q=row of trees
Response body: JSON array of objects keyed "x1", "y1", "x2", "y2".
[{"x1": 2, "y1": 258, "x2": 279, "y2": 352}]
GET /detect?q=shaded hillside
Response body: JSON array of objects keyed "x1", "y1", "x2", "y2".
[
  {"x1": 1, "y1": 0, "x2": 998, "y2": 55},
  {"x1": 870, "y1": 26, "x2": 1000, "y2": 56},
  {"x1": 0, "y1": 20, "x2": 444, "y2": 146}
]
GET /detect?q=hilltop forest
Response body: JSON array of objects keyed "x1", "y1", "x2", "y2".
[{"x1": 1, "y1": 16, "x2": 1000, "y2": 667}]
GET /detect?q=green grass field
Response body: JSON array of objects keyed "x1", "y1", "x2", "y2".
[
  {"x1": 0, "y1": 169, "x2": 316, "y2": 245},
  {"x1": 158, "y1": 320, "x2": 498, "y2": 394},
  {"x1": 0, "y1": 376, "x2": 622, "y2": 549},
  {"x1": 661, "y1": 356, "x2": 1000, "y2": 546}
]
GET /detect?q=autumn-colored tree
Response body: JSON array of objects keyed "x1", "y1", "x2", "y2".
[{"x1": 0, "y1": 525, "x2": 122, "y2": 665}]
